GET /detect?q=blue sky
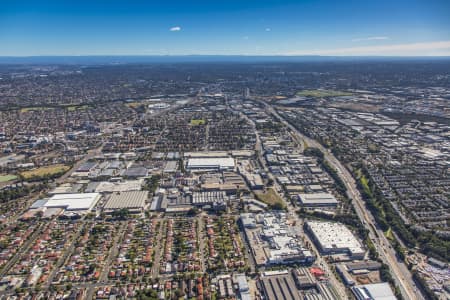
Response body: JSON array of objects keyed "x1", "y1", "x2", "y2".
[{"x1": 1, "y1": 0, "x2": 450, "y2": 56}]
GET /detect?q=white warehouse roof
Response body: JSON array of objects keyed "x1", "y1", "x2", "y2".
[
  {"x1": 306, "y1": 220, "x2": 365, "y2": 257},
  {"x1": 352, "y1": 282, "x2": 397, "y2": 300},
  {"x1": 44, "y1": 193, "x2": 101, "y2": 211},
  {"x1": 298, "y1": 193, "x2": 338, "y2": 206},
  {"x1": 187, "y1": 157, "x2": 235, "y2": 170}
]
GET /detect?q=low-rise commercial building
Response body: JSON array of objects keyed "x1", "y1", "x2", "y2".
[
  {"x1": 298, "y1": 193, "x2": 338, "y2": 208},
  {"x1": 305, "y1": 221, "x2": 365, "y2": 259},
  {"x1": 36, "y1": 193, "x2": 101, "y2": 212},
  {"x1": 260, "y1": 270, "x2": 301, "y2": 300},
  {"x1": 104, "y1": 191, "x2": 148, "y2": 213},
  {"x1": 351, "y1": 282, "x2": 397, "y2": 300},
  {"x1": 186, "y1": 157, "x2": 235, "y2": 172},
  {"x1": 241, "y1": 212, "x2": 314, "y2": 266}
]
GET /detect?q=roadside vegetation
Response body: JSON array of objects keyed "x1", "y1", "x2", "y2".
[
  {"x1": 254, "y1": 188, "x2": 286, "y2": 210},
  {"x1": 0, "y1": 183, "x2": 47, "y2": 203}
]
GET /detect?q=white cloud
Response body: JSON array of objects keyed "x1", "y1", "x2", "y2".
[
  {"x1": 285, "y1": 40, "x2": 450, "y2": 56},
  {"x1": 352, "y1": 36, "x2": 389, "y2": 42},
  {"x1": 169, "y1": 26, "x2": 181, "y2": 32}
]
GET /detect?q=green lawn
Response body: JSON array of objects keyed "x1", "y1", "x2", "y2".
[
  {"x1": 356, "y1": 169, "x2": 372, "y2": 197},
  {"x1": 190, "y1": 119, "x2": 206, "y2": 126},
  {"x1": 385, "y1": 227, "x2": 394, "y2": 241},
  {"x1": 0, "y1": 175, "x2": 17, "y2": 183},
  {"x1": 67, "y1": 105, "x2": 89, "y2": 111},
  {"x1": 296, "y1": 90, "x2": 353, "y2": 98},
  {"x1": 20, "y1": 106, "x2": 54, "y2": 112}
]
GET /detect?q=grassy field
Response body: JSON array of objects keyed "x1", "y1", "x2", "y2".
[
  {"x1": 20, "y1": 107, "x2": 55, "y2": 113},
  {"x1": 67, "y1": 105, "x2": 89, "y2": 111},
  {"x1": 190, "y1": 119, "x2": 206, "y2": 126},
  {"x1": 20, "y1": 164, "x2": 70, "y2": 180},
  {"x1": 330, "y1": 102, "x2": 380, "y2": 113},
  {"x1": 296, "y1": 90, "x2": 353, "y2": 98},
  {"x1": 385, "y1": 227, "x2": 394, "y2": 241},
  {"x1": 125, "y1": 102, "x2": 143, "y2": 108},
  {"x1": 255, "y1": 188, "x2": 286, "y2": 209},
  {"x1": 0, "y1": 175, "x2": 17, "y2": 183}
]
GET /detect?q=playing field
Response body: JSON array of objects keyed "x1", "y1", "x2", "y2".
[
  {"x1": 67, "y1": 105, "x2": 89, "y2": 111},
  {"x1": 0, "y1": 175, "x2": 18, "y2": 183},
  {"x1": 20, "y1": 164, "x2": 70, "y2": 179},
  {"x1": 20, "y1": 106, "x2": 55, "y2": 113},
  {"x1": 190, "y1": 119, "x2": 206, "y2": 126},
  {"x1": 296, "y1": 90, "x2": 353, "y2": 98}
]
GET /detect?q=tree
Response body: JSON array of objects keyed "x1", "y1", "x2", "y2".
[{"x1": 112, "y1": 208, "x2": 130, "y2": 220}]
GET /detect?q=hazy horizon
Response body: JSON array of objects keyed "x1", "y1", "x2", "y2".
[
  {"x1": 1, "y1": 54, "x2": 450, "y2": 66},
  {"x1": 2, "y1": 0, "x2": 450, "y2": 56}
]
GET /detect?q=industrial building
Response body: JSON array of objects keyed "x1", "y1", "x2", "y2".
[
  {"x1": 216, "y1": 275, "x2": 235, "y2": 299},
  {"x1": 298, "y1": 193, "x2": 338, "y2": 208},
  {"x1": 293, "y1": 267, "x2": 317, "y2": 289},
  {"x1": 163, "y1": 161, "x2": 178, "y2": 173},
  {"x1": 184, "y1": 151, "x2": 229, "y2": 158},
  {"x1": 122, "y1": 166, "x2": 148, "y2": 178},
  {"x1": 351, "y1": 282, "x2": 397, "y2": 300},
  {"x1": 336, "y1": 260, "x2": 383, "y2": 286},
  {"x1": 94, "y1": 180, "x2": 143, "y2": 193},
  {"x1": 49, "y1": 183, "x2": 83, "y2": 195},
  {"x1": 241, "y1": 172, "x2": 264, "y2": 190},
  {"x1": 104, "y1": 191, "x2": 148, "y2": 213},
  {"x1": 336, "y1": 264, "x2": 355, "y2": 286},
  {"x1": 260, "y1": 270, "x2": 301, "y2": 300},
  {"x1": 186, "y1": 157, "x2": 235, "y2": 172},
  {"x1": 38, "y1": 193, "x2": 101, "y2": 212},
  {"x1": 241, "y1": 212, "x2": 314, "y2": 266},
  {"x1": 240, "y1": 213, "x2": 257, "y2": 228},
  {"x1": 305, "y1": 221, "x2": 365, "y2": 259},
  {"x1": 192, "y1": 191, "x2": 228, "y2": 210},
  {"x1": 76, "y1": 161, "x2": 97, "y2": 173},
  {"x1": 234, "y1": 273, "x2": 251, "y2": 300}
]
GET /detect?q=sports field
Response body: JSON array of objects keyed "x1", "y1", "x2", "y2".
[
  {"x1": 296, "y1": 89, "x2": 353, "y2": 98},
  {"x1": 0, "y1": 175, "x2": 17, "y2": 182},
  {"x1": 20, "y1": 164, "x2": 70, "y2": 180},
  {"x1": 190, "y1": 119, "x2": 206, "y2": 126}
]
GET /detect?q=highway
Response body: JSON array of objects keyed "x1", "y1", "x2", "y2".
[
  {"x1": 262, "y1": 102, "x2": 423, "y2": 300},
  {"x1": 244, "y1": 108, "x2": 348, "y2": 300}
]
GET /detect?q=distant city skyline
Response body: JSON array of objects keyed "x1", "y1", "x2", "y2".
[{"x1": 1, "y1": 0, "x2": 450, "y2": 56}]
